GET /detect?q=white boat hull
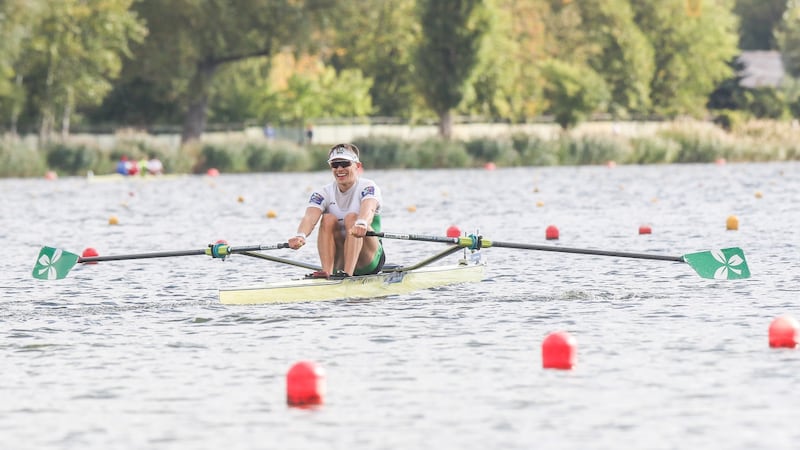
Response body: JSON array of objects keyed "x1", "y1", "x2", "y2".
[{"x1": 219, "y1": 263, "x2": 485, "y2": 305}]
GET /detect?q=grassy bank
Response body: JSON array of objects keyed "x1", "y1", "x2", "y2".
[{"x1": 2, "y1": 120, "x2": 799, "y2": 178}]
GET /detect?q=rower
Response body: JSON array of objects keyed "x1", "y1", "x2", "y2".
[{"x1": 287, "y1": 143, "x2": 386, "y2": 279}]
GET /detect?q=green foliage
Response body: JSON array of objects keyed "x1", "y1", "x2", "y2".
[
  {"x1": 540, "y1": 59, "x2": 610, "y2": 129},
  {"x1": 244, "y1": 141, "x2": 309, "y2": 172},
  {"x1": 657, "y1": 127, "x2": 723, "y2": 163},
  {"x1": 405, "y1": 139, "x2": 471, "y2": 168},
  {"x1": 326, "y1": 0, "x2": 419, "y2": 118},
  {"x1": 742, "y1": 87, "x2": 787, "y2": 119},
  {"x1": 736, "y1": 0, "x2": 788, "y2": 50},
  {"x1": 576, "y1": 0, "x2": 654, "y2": 114},
  {"x1": 0, "y1": 137, "x2": 46, "y2": 177},
  {"x1": 555, "y1": 133, "x2": 630, "y2": 165},
  {"x1": 632, "y1": 1, "x2": 739, "y2": 117},
  {"x1": 712, "y1": 109, "x2": 748, "y2": 132},
  {"x1": 126, "y1": 0, "x2": 346, "y2": 142},
  {"x1": 777, "y1": 5, "x2": 800, "y2": 78},
  {"x1": 352, "y1": 136, "x2": 408, "y2": 169},
  {"x1": 44, "y1": 141, "x2": 103, "y2": 175},
  {"x1": 414, "y1": 0, "x2": 489, "y2": 137},
  {"x1": 628, "y1": 136, "x2": 680, "y2": 164},
  {"x1": 464, "y1": 137, "x2": 519, "y2": 165},
  {"x1": 20, "y1": 0, "x2": 146, "y2": 136},
  {"x1": 197, "y1": 144, "x2": 238, "y2": 173},
  {"x1": 514, "y1": 134, "x2": 559, "y2": 166}
]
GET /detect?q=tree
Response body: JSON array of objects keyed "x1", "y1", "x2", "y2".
[
  {"x1": 325, "y1": 0, "x2": 419, "y2": 119},
  {"x1": 777, "y1": 4, "x2": 800, "y2": 77},
  {"x1": 414, "y1": 0, "x2": 489, "y2": 139},
  {"x1": 18, "y1": 0, "x2": 145, "y2": 139},
  {"x1": 632, "y1": 0, "x2": 739, "y2": 117},
  {"x1": 540, "y1": 59, "x2": 610, "y2": 129},
  {"x1": 125, "y1": 0, "x2": 342, "y2": 145},
  {"x1": 735, "y1": 0, "x2": 788, "y2": 50},
  {"x1": 0, "y1": 0, "x2": 44, "y2": 133},
  {"x1": 577, "y1": 0, "x2": 654, "y2": 116}
]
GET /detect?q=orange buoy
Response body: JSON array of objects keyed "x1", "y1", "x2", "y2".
[
  {"x1": 287, "y1": 361, "x2": 325, "y2": 407},
  {"x1": 237, "y1": 195, "x2": 245, "y2": 203},
  {"x1": 545, "y1": 225, "x2": 559, "y2": 240},
  {"x1": 639, "y1": 225, "x2": 652, "y2": 235},
  {"x1": 542, "y1": 331, "x2": 576, "y2": 369},
  {"x1": 82, "y1": 248, "x2": 99, "y2": 265},
  {"x1": 446, "y1": 225, "x2": 461, "y2": 238},
  {"x1": 754, "y1": 191, "x2": 763, "y2": 199},
  {"x1": 536, "y1": 201, "x2": 544, "y2": 207},
  {"x1": 407, "y1": 205, "x2": 417, "y2": 213},
  {"x1": 266, "y1": 210, "x2": 277, "y2": 219},
  {"x1": 726, "y1": 215, "x2": 739, "y2": 231},
  {"x1": 108, "y1": 215, "x2": 119, "y2": 225},
  {"x1": 769, "y1": 316, "x2": 799, "y2": 348}
]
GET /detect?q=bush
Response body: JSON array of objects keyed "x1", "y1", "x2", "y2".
[
  {"x1": 712, "y1": 109, "x2": 747, "y2": 132},
  {"x1": 352, "y1": 136, "x2": 406, "y2": 169},
  {"x1": 45, "y1": 142, "x2": 104, "y2": 175},
  {"x1": 0, "y1": 138, "x2": 46, "y2": 177},
  {"x1": 197, "y1": 143, "x2": 238, "y2": 172},
  {"x1": 403, "y1": 139, "x2": 470, "y2": 169},
  {"x1": 464, "y1": 137, "x2": 519, "y2": 166},
  {"x1": 245, "y1": 141, "x2": 309, "y2": 172},
  {"x1": 556, "y1": 133, "x2": 630, "y2": 165},
  {"x1": 629, "y1": 136, "x2": 679, "y2": 164},
  {"x1": 658, "y1": 128, "x2": 722, "y2": 163}
]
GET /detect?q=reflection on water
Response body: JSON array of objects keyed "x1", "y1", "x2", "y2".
[{"x1": 1, "y1": 162, "x2": 799, "y2": 449}]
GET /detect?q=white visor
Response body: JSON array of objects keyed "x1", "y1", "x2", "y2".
[{"x1": 327, "y1": 146, "x2": 360, "y2": 163}]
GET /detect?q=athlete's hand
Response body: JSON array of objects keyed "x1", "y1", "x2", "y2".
[
  {"x1": 350, "y1": 223, "x2": 368, "y2": 238},
  {"x1": 288, "y1": 235, "x2": 305, "y2": 250}
]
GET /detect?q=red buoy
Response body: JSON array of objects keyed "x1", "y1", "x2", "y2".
[
  {"x1": 81, "y1": 248, "x2": 99, "y2": 265},
  {"x1": 446, "y1": 225, "x2": 461, "y2": 238},
  {"x1": 542, "y1": 331, "x2": 576, "y2": 370},
  {"x1": 769, "y1": 315, "x2": 799, "y2": 348},
  {"x1": 545, "y1": 225, "x2": 559, "y2": 240},
  {"x1": 638, "y1": 225, "x2": 652, "y2": 235},
  {"x1": 286, "y1": 361, "x2": 325, "y2": 407},
  {"x1": 484, "y1": 162, "x2": 496, "y2": 171},
  {"x1": 207, "y1": 168, "x2": 220, "y2": 177}
]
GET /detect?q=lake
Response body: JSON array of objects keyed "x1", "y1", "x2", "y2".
[{"x1": 1, "y1": 161, "x2": 798, "y2": 449}]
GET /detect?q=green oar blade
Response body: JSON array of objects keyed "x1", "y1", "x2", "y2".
[
  {"x1": 683, "y1": 247, "x2": 750, "y2": 280},
  {"x1": 32, "y1": 246, "x2": 80, "y2": 280}
]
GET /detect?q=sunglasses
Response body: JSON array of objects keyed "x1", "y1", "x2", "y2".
[{"x1": 329, "y1": 160, "x2": 353, "y2": 169}]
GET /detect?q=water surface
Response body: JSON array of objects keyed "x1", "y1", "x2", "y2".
[{"x1": 1, "y1": 162, "x2": 798, "y2": 449}]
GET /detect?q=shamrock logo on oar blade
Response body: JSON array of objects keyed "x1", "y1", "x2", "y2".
[{"x1": 32, "y1": 247, "x2": 80, "y2": 280}]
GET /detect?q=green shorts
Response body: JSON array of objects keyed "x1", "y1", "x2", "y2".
[{"x1": 354, "y1": 245, "x2": 385, "y2": 276}]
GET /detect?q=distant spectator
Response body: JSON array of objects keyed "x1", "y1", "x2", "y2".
[
  {"x1": 263, "y1": 123, "x2": 275, "y2": 140},
  {"x1": 116, "y1": 156, "x2": 129, "y2": 175},
  {"x1": 147, "y1": 154, "x2": 163, "y2": 175},
  {"x1": 305, "y1": 124, "x2": 314, "y2": 144}
]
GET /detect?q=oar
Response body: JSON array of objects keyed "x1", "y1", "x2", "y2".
[
  {"x1": 367, "y1": 231, "x2": 750, "y2": 280},
  {"x1": 32, "y1": 242, "x2": 290, "y2": 280}
]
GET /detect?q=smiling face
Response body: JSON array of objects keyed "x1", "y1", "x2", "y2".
[{"x1": 330, "y1": 159, "x2": 360, "y2": 190}]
